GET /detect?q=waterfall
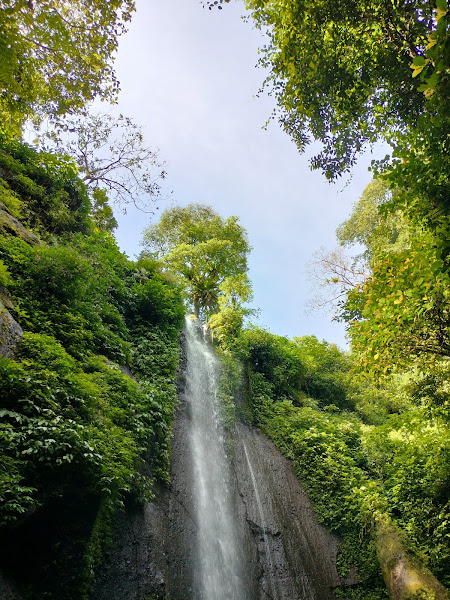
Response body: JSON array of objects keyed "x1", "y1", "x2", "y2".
[
  {"x1": 184, "y1": 317, "x2": 245, "y2": 600},
  {"x1": 91, "y1": 316, "x2": 351, "y2": 600}
]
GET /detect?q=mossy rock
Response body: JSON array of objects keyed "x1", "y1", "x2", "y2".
[
  {"x1": 0, "y1": 202, "x2": 40, "y2": 245},
  {"x1": 375, "y1": 515, "x2": 449, "y2": 600},
  {"x1": 0, "y1": 293, "x2": 23, "y2": 357}
]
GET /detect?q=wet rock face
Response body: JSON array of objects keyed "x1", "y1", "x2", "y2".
[
  {"x1": 233, "y1": 424, "x2": 355, "y2": 600},
  {"x1": 92, "y1": 411, "x2": 353, "y2": 600},
  {"x1": 92, "y1": 488, "x2": 170, "y2": 600},
  {"x1": 166, "y1": 392, "x2": 260, "y2": 600}
]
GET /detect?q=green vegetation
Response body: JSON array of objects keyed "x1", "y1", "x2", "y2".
[
  {"x1": 219, "y1": 325, "x2": 448, "y2": 599},
  {"x1": 0, "y1": 133, "x2": 184, "y2": 599},
  {"x1": 137, "y1": 192, "x2": 449, "y2": 599},
  {"x1": 1, "y1": 0, "x2": 449, "y2": 598},
  {"x1": 0, "y1": 0, "x2": 134, "y2": 128},
  {"x1": 0, "y1": 129, "x2": 90, "y2": 237}
]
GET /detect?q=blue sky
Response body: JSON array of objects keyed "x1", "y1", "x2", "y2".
[{"x1": 112, "y1": 0, "x2": 381, "y2": 347}]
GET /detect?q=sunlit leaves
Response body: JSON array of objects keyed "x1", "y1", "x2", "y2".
[
  {"x1": 347, "y1": 232, "x2": 450, "y2": 374},
  {"x1": 242, "y1": 0, "x2": 435, "y2": 179},
  {"x1": 208, "y1": 274, "x2": 254, "y2": 348},
  {"x1": 0, "y1": 0, "x2": 135, "y2": 125},
  {"x1": 141, "y1": 204, "x2": 251, "y2": 320}
]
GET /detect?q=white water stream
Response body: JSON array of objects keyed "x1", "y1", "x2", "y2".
[{"x1": 185, "y1": 317, "x2": 245, "y2": 600}]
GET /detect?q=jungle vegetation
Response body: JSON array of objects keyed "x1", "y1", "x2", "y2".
[
  {"x1": 0, "y1": 131, "x2": 185, "y2": 599},
  {"x1": 0, "y1": 0, "x2": 449, "y2": 598}
]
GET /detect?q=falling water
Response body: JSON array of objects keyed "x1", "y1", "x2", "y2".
[
  {"x1": 243, "y1": 442, "x2": 279, "y2": 600},
  {"x1": 184, "y1": 317, "x2": 245, "y2": 600}
]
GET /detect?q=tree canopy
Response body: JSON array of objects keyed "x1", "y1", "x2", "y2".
[
  {"x1": 311, "y1": 177, "x2": 450, "y2": 374},
  {"x1": 0, "y1": 0, "x2": 135, "y2": 128},
  {"x1": 239, "y1": 0, "x2": 448, "y2": 189},
  {"x1": 208, "y1": 273, "x2": 254, "y2": 348},
  {"x1": 245, "y1": 0, "x2": 437, "y2": 174},
  {"x1": 1, "y1": 2, "x2": 166, "y2": 219},
  {"x1": 347, "y1": 228, "x2": 450, "y2": 373},
  {"x1": 141, "y1": 204, "x2": 252, "y2": 319},
  {"x1": 208, "y1": 0, "x2": 450, "y2": 252}
]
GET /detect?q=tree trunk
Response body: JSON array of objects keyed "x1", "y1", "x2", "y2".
[
  {"x1": 194, "y1": 298, "x2": 200, "y2": 320},
  {"x1": 375, "y1": 514, "x2": 449, "y2": 600}
]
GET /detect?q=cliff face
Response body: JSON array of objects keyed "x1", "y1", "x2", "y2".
[
  {"x1": 0, "y1": 292, "x2": 23, "y2": 358},
  {"x1": 92, "y1": 347, "x2": 354, "y2": 600},
  {"x1": 233, "y1": 423, "x2": 356, "y2": 600},
  {"x1": 0, "y1": 203, "x2": 36, "y2": 359}
]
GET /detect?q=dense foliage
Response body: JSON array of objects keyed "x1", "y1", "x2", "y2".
[
  {"x1": 317, "y1": 178, "x2": 450, "y2": 378},
  {"x1": 1, "y1": 0, "x2": 449, "y2": 597},
  {"x1": 0, "y1": 130, "x2": 90, "y2": 236},
  {"x1": 0, "y1": 136, "x2": 184, "y2": 599},
  {"x1": 245, "y1": 0, "x2": 448, "y2": 185},
  {"x1": 0, "y1": 0, "x2": 135, "y2": 128}
]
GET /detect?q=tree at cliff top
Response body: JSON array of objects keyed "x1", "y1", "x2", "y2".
[
  {"x1": 208, "y1": 273, "x2": 254, "y2": 348},
  {"x1": 0, "y1": 0, "x2": 135, "y2": 130},
  {"x1": 141, "y1": 204, "x2": 251, "y2": 320}
]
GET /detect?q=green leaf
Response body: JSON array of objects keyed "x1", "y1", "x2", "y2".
[
  {"x1": 429, "y1": 77, "x2": 442, "y2": 95},
  {"x1": 431, "y1": 260, "x2": 443, "y2": 274},
  {"x1": 411, "y1": 56, "x2": 426, "y2": 66}
]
